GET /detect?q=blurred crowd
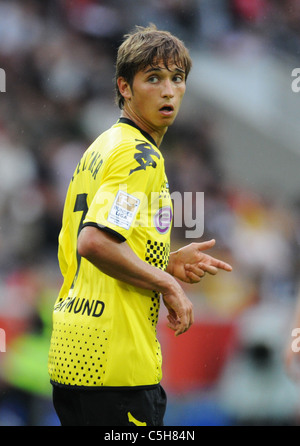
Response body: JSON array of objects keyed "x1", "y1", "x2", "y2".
[{"x1": 0, "y1": 0, "x2": 300, "y2": 426}]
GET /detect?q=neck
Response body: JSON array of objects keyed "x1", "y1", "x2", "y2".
[{"x1": 120, "y1": 109, "x2": 167, "y2": 148}]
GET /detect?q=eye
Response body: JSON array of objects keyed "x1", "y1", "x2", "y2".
[
  {"x1": 148, "y1": 75, "x2": 159, "y2": 84},
  {"x1": 173, "y1": 74, "x2": 184, "y2": 83}
]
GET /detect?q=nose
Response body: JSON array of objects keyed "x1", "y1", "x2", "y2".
[{"x1": 161, "y1": 79, "x2": 174, "y2": 98}]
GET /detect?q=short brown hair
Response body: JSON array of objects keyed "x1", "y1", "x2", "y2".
[{"x1": 115, "y1": 24, "x2": 192, "y2": 109}]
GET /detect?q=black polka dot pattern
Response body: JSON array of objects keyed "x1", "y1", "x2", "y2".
[
  {"x1": 145, "y1": 240, "x2": 170, "y2": 270},
  {"x1": 149, "y1": 291, "x2": 160, "y2": 327},
  {"x1": 48, "y1": 322, "x2": 108, "y2": 386}
]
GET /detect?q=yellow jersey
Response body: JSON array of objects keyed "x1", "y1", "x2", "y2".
[{"x1": 48, "y1": 118, "x2": 173, "y2": 388}]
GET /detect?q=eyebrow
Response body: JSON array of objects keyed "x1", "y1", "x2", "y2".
[{"x1": 143, "y1": 66, "x2": 185, "y2": 74}]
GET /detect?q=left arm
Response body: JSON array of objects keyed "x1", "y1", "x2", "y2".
[{"x1": 166, "y1": 239, "x2": 232, "y2": 284}]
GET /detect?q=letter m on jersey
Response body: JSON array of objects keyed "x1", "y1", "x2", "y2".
[{"x1": 129, "y1": 140, "x2": 160, "y2": 175}]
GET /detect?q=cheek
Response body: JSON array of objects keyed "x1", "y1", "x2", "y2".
[
  {"x1": 178, "y1": 85, "x2": 186, "y2": 97},
  {"x1": 177, "y1": 88, "x2": 186, "y2": 106},
  {"x1": 137, "y1": 90, "x2": 156, "y2": 109},
  {"x1": 134, "y1": 84, "x2": 154, "y2": 101},
  {"x1": 175, "y1": 88, "x2": 185, "y2": 104}
]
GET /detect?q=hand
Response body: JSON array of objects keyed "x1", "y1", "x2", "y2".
[
  {"x1": 162, "y1": 281, "x2": 194, "y2": 336},
  {"x1": 167, "y1": 239, "x2": 232, "y2": 284}
]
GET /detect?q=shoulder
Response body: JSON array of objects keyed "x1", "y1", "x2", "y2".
[{"x1": 93, "y1": 121, "x2": 165, "y2": 178}]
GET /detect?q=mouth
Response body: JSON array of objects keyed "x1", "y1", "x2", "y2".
[{"x1": 159, "y1": 105, "x2": 174, "y2": 116}]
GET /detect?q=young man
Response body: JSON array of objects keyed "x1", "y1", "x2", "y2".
[{"x1": 48, "y1": 24, "x2": 232, "y2": 426}]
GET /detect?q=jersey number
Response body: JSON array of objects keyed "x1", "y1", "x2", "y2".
[{"x1": 71, "y1": 193, "x2": 88, "y2": 289}]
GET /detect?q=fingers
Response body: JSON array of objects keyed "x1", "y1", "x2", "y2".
[
  {"x1": 198, "y1": 263, "x2": 219, "y2": 275},
  {"x1": 194, "y1": 240, "x2": 233, "y2": 272},
  {"x1": 184, "y1": 264, "x2": 206, "y2": 283},
  {"x1": 211, "y1": 259, "x2": 233, "y2": 272},
  {"x1": 167, "y1": 314, "x2": 181, "y2": 333},
  {"x1": 174, "y1": 315, "x2": 193, "y2": 336},
  {"x1": 175, "y1": 303, "x2": 194, "y2": 336},
  {"x1": 163, "y1": 294, "x2": 194, "y2": 336},
  {"x1": 167, "y1": 310, "x2": 193, "y2": 336},
  {"x1": 187, "y1": 257, "x2": 232, "y2": 274},
  {"x1": 184, "y1": 261, "x2": 226, "y2": 283},
  {"x1": 199, "y1": 254, "x2": 233, "y2": 273}
]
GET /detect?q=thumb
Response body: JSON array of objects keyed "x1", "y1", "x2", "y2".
[{"x1": 197, "y1": 239, "x2": 216, "y2": 251}]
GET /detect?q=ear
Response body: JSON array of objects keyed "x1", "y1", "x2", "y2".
[{"x1": 117, "y1": 77, "x2": 132, "y2": 102}]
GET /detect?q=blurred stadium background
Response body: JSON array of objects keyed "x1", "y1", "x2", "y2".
[{"x1": 0, "y1": 0, "x2": 300, "y2": 426}]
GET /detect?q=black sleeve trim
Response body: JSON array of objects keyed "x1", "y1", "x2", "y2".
[{"x1": 82, "y1": 222, "x2": 126, "y2": 242}]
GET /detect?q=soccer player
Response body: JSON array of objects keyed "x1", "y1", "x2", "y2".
[{"x1": 48, "y1": 24, "x2": 232, "y2": 426}]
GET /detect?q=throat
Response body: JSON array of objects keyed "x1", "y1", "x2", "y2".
[{"x1": 120, "y1": 110, "x2": 167, "y2": 147}]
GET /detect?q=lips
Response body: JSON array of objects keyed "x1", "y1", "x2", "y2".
[{"x1": 159, "y1": 104, "x2": 174, "y2": 115}]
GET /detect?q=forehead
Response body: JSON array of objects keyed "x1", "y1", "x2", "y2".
[{"x1": 140, "y1": 59, "x2": 185, "y2": 74}]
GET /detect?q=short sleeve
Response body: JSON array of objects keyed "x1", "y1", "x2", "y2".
[{"x1": 83, "y1": 140, "x2": 163, "y2": 241}]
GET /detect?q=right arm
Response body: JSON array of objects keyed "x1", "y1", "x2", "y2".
[{"x1": 78, "y1": 226, "x2": 194, "y2": 336}]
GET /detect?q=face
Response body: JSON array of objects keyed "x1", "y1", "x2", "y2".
[{"x1": 118, "y1": 61, "x2": 186, "y2": 144}]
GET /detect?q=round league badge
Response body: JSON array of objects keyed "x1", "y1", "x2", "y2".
[{"x1": 153, "y1": 206, "x2": 172, "y2": 234}]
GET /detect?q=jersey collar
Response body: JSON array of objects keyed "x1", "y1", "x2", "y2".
[{"x1": 118, "y1": 117, "x2": 158, "y2": 148}]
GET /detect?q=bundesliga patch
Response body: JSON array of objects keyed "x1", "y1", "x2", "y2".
[{"x1": 107, "y1": 190, "x2": 140, "y2": 230}]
